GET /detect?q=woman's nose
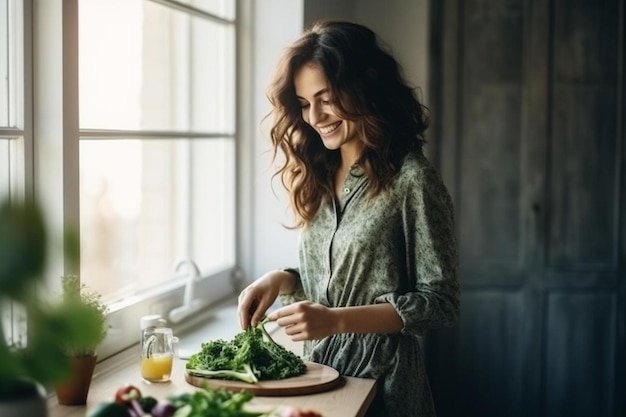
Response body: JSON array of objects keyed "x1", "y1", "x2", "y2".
[{"x1": 308, "y1": 103, "x2": 324, "y2": 126}]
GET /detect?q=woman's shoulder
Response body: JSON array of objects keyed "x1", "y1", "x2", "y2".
[
  {"x1": 392, "y1": 151, "x2": 453, "y2": 207},
  {"x1": 396, "y1": 151, "x2": 441, "y2": 185}
]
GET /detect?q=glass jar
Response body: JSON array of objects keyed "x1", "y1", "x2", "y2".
[{"x1": 140, "y1": 315, "x2": 175, "y2": 383}]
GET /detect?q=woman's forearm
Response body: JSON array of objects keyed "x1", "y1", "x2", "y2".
[
  {"x1": 274, "y1": 269, "x2": 298, "y2": 294},
  {"x1": 333, "y1": 303, "x2": 404, "y2": 335}
]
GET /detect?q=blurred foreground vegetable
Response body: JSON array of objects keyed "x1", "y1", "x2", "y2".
[
  {"x1": 88, "y1": 384, "x2": 323, "y2": 417},
  {"x1": 167, "y1": 386, "x2": 263, "y2": 417}
]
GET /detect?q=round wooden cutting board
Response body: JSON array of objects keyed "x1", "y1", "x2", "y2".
[{"x1": 184, "y1": 362, "x2": 342, "y2": 396}]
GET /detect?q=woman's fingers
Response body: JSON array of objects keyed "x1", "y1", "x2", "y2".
[
  {"x1": 267, "y1": 303, "x2": 293, "y2": 323},
  {"x1": 270, "y1": 301, "x2": 335, "y2": 341},
  {"x1": 237, "y1": 291, "x2": 254, "y2": 330},
  {"x1": 266, "y1": 309, "x2": 279, "y2": 322},
  {"x1": 250, "y1": 298, "x2": 271, "y2": 328},
  {"x1": 237, "y1": 270, "x2": 286, "y2": 329},
  {"x1": 238, "y1": 286, "x2": 277, "y2": 329},
  {"x1": 237, "y1": 288, "x2": 262, "y2": 329},
  {"x1": 270, "y1": 302, "x2": 309, "y2": 333}
]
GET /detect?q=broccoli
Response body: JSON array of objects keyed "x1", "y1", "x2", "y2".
[{"x1": 186, "y1": 318, "x2": 307, "y2": 383}]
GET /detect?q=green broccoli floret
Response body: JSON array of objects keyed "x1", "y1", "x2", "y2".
[
  {"x1": 186, "y1": 318, "x2": 307, "y2": 383},
  {"x1": 187, "y1": 337, "x2": 260, "y2": 383},
  {"x1": 255, "y1": 317, "x2": 307, "y2": 379},
  {"x1": 187, "y1": 363, "x2": 259, "y2": 384}
]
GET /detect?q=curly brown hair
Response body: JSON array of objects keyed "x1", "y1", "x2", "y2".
[{"x1": 265, "y1": 20, "x2": 430, "y2": 227}]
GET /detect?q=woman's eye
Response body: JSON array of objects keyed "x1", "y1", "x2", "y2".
[
  {"x1": 321, "y1": 100, "x2": 330, "y2": 105},
  {"x1": 300, "y1": 102, "x2": 310, "y2": 109}
]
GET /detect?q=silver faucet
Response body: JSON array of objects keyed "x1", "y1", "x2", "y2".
[{"x1": 168, "y1": 259, "x2": 204, "y2": 323}]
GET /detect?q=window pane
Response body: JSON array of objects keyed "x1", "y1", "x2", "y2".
[
  {"x1": 178, "y1": 0, "x2": 235, "y2": 21},
  {"x1": 79, "y1": 138, "x2": 236, "y2": 301},
  {"x1": 79, "y1": 0, "x2": 236, "y2": 133},
  {"x1": 191, "y1": 11, "x2": 236, "y2": 132}
]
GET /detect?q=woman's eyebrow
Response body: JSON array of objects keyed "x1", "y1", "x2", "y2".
[{"x1": 296, "y1": 88, "x2": 329, "y2": 100}]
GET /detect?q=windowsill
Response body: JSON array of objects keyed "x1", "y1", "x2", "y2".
[
  {"x1": 47, "y1": 299, "x2": 376, "y2": 417},
  {"x1": 96, "y1": 268, "x2": 237, "y2": 362}
]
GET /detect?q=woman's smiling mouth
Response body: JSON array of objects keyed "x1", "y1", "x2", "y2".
[{"x1": 319, "y1": 121, "x2": 341, "y2": 135}]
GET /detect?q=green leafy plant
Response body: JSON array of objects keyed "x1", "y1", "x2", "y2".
[
  {"x1": 60, "y1": 274, "x2": 109, "y2": 357},
  {"x1": 186, "y1": 318, "x2": 307, "y2": 383},
  {"x1": 168, "y1": 384, "x2": 265, "y2": 417},
  {"x1": 0, "y1": 199, "x2": 105, "y2": 399}
]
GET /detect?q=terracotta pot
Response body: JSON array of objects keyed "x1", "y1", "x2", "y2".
[
  {"x1": 55, "y1": 355, "x2": 98, "y2": 406},
  {"x1": 0, "y1": 379, "x2": 48, "y2": 417}
]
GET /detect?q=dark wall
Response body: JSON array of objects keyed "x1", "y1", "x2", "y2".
[{"x1": 426, "y1": 1, "x2": 625, "y2": 416}]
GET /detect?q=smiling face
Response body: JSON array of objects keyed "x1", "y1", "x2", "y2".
[{"x1": 294, "y1": 63, "x2": 362, "y2": 160}]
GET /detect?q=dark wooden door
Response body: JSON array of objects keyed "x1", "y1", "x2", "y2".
[{"x1": 424, "y1": 1, "x2": 625, "y2": 416}]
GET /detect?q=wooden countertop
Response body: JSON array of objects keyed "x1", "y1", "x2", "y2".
[{"x1": 47, "y1": 330, "x2": 376, "y2": 417}]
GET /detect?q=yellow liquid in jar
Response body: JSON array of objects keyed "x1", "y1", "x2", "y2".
[{"x1": 141, "y1": 355, "x2": 173, "y2": 382}]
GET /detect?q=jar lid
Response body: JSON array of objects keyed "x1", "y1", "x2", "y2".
[{"x1": 140, "y1": 314, "x2": 166, "y2": 330}]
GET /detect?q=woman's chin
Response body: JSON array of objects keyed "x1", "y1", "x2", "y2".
[{"x1": 320, "y1": 137, "x2": 342, "y2": 151}]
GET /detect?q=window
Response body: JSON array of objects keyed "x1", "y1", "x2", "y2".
[
  {"x1": 2, "y1": 0, "x2": 240, "y2": 359},
  {"x1": 78, "y1": 0, "x2": 237, "y2": 303},
  {"x1": 75, "y1": 0, "x2": 239, "y2": 357},
  {"x1": 3, "y1": 0, "x2": 305, "y2": 362}
]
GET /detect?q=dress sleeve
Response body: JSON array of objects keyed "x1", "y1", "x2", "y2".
[
  {"x1": 278, "y1": 267, "x2": 308, "y2": 306},
  {"x1": 375, "y1": 164, "x2": 460, "y2": 337}
]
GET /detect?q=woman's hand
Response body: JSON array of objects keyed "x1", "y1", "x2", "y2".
[
  {"x1": 268, "y1": 302, "x2": 405, "y2": 340},
  {"x1": 267, "y1": 301, "x2": 339, "y2": 341},
  {"x1": 237, "y1": 270, "x2": 296, "y2": 330}
]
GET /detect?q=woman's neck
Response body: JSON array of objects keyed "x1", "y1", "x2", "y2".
[{"x1": 338, "y1": 141, "x2": 362, "y2": 171}]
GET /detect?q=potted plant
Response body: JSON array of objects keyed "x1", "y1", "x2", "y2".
[
  {"x1": 54, "y1": 274, "x2": 109, "y2": 405},
  {"x1": 0, "y1": 199, "x2": 105, "y2": 416}
]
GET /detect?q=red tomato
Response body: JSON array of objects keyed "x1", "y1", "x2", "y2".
[{"x1": 114, "y1": 384, "x2": 142, "y2": 404}]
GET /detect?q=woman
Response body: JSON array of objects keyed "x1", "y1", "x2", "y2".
[{"x1": 238, "y1": 20, "x2": 460, "y2": 417}]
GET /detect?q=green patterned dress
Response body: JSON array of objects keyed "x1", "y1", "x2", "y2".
[{"x1": 280, "y1": 151, "x2": 460, "y2": 417}]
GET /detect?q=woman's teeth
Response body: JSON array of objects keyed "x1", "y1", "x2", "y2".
[{"x1": 319, "y1": 122, "x2": 341, "y2": 134}]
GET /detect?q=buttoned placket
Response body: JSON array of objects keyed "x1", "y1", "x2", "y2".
[
  {"x1": 322, "y1": 169, "x2": 367, "y2": 303},
  {"x1": 334, "y1": 166, "x2": 364, "y2": 214}
]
